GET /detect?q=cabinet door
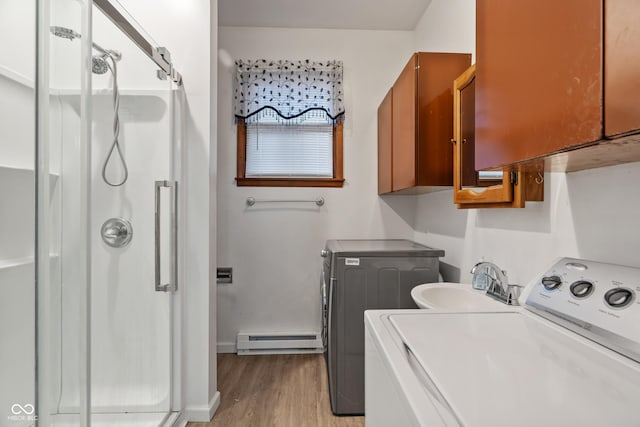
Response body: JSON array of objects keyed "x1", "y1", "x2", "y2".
[
  {"x1": 453, "y1": 65, "x2": 544, "y2": 208},
  {"x1": 377, "y1": 90, "x2": 392, "y2": 194},
  {"x1": 453, "y1": 65, "x2": 513, "y2": 205},
  {"x1": 416, "y1": 53, "x2": 470, "y2": 186},
  {"x1": 391, "y1": 55, "x2": 417, "y2": 191},
  {"x1": 475, "y1": 0, "x2": 602, "y2": 170},
  {"x1": 604, "y1": 0, "x2": 640, "y2": 137}
]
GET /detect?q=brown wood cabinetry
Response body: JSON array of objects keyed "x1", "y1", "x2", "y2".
[
  {"x1": 378, "y1": 52, "x2": 471, "y2": 194},
  {"x1": 476, "y1": 0, "x2": 640, "y2": 172}
]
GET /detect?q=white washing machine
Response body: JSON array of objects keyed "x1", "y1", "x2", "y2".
[{"x1": 365, "y1": 258, "x2": 640, "y2": 426}]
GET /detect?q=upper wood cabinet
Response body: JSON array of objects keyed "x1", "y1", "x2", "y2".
[
  {"x1": 453, "y1": 65, "x2": 544, "y2": 208},
  {"x1": 476, "y1": 0, "x2": 640, "y2": 172},
  {"x1": 378, "y1": 52, "x2": 471, "y2": 194}
]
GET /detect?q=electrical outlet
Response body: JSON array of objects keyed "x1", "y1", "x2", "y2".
[{"x1": 217, "y1": 267, "x2": 232, "y2": 284}]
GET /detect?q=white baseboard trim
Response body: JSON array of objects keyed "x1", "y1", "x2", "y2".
[
  {"x1": 184, "y1": 392, "x2": 221, "y2": 422},
  {"x1": 209, "y1": 392, "x2": 221, "y2": 420},
  {"x1": 217, "y1": 341, "x2": 236, "y2": 353}
]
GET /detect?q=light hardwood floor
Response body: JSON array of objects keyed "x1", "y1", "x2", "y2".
[{"x1": 188, "y1": 353, "x2": 365, "y2": 427}]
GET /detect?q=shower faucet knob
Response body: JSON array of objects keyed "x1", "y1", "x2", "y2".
[{"x1": 101, "y1": 218, "x2": 133, "y2": 248}]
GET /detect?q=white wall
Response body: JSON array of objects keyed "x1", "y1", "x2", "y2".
[
  {"x1": 411, "y1": 0, "x2": 640, "y2": 285},
  {"x1": 217, "y1": 27, "x2": 416, "y2": 350},
  {"x1": 413, "y1": 0, "x2": 475, "y2": 59}
]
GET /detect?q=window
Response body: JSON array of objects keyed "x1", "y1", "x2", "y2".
[{"x1": 234, "y1": 60, "x2": 345, "y2": 187}]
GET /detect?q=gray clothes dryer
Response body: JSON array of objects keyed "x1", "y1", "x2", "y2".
[{"x1": 321, "y1": 239, "x2": 444, "y2": 415}]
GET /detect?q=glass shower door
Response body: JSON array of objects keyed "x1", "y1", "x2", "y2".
[
  {"x1": 89, "y1": 3, "x2": 178, "y2": 424},
  {"x1": 37, "y1": 0, "x2": 181, "y2": 425}
]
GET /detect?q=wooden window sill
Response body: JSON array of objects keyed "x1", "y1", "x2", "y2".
[{"x1": 235, "y1": 177, "x2": 345, "y2": 188}]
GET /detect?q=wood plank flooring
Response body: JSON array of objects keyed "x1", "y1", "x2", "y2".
[{"x1": 188, "y1": 353, "x2": 365, "y2": 427}]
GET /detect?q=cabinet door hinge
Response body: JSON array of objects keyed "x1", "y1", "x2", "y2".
[{"x1": 510, "y1": 170, "x2": 518, "y2": 185}]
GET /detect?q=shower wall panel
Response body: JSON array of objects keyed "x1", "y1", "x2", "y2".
[
  {"x1": 54, "y1": 91, "x2": 174, "y2": 414},
  {"x1": 89, "y1": 93, "x2": 172, "y2": 412},
  {"x1": 0, "y1": 0, "x2": 36, "y2": 422}
]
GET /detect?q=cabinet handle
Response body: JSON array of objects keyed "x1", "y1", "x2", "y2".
[
  {"x1": 462, "y1": 138, "x2": 467, "y2": 144},
  {"x1": 450, "y1": 138, "x2": 457, "y2": 144}
]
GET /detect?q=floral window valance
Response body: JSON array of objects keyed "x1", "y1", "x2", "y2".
[{"x1": 234, "y1": 59, "x2": 345, "y2": 123}]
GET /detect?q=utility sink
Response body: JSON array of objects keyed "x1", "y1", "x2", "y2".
[{"x1": 411, "y1": 282, "x2": 507, "y2": 311}]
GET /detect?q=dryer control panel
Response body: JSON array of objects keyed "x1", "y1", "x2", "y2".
[{"x1": 525, "y1": 257, "x2": 640, "y2": 363}]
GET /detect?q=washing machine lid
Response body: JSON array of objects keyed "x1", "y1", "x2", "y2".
[
  {"x1": 389, "y1": 311, "x2": 640, "y2": 427},
  {"x1": 325, "y1": 239, "x2": 444, "y2": 257}
]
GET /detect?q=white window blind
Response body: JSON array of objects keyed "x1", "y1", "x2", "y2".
[{"x1": 245, "y1": 110, "x2": 333, "y2": 178}]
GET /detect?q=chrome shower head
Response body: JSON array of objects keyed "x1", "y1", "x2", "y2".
[
  {"x1": 50, "y1": 25, "x2": 122, "y2": 65},
  {"x1": 50, "y1": 26, "x2": 81, "y2": 41},
  {"x1": 92, "y1": 55, "x2": 110, "y2": 74}
]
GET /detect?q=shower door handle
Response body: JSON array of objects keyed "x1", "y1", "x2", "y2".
[{"x1": 155, "y1": 180, "x2": 178, "y2": 292}]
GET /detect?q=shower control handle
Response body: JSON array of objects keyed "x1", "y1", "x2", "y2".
[
  {"x1": 155, "y1": 180, "x2": 178, "y2": 292},
  {"x1": 101, "y1": 218, "x2": 133, "y2": 248}
]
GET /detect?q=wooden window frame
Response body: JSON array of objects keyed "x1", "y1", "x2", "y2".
[{"x1": 235, "y1": 118, "x2": 344, "y2": 187}]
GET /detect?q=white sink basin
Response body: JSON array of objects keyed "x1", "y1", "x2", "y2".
[{"x1": 411, "y1": 282, "x2": 506, "y2": 311}]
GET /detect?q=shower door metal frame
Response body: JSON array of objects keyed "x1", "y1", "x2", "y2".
[{"x1": 93, "y1": 0, "x2": 183, "y2": 85}]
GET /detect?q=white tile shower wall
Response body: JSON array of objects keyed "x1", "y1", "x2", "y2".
[
  {"x1": 411, "y1": 0, "x2": 640, "y2": 283},
  {"x1": 52, "y1": 92, "x2": 175, "y2": 413},
  {"x1": 0, "y1": 76, "x2": 35, "y2": 170},
  {"x1": 0, "y1": 167, "x2": 35, "y2": 261},
  {"x1": 217, "y1": 27, "x2": 417, "y2": 351},
  {"x1": 0, "y1": 262, "x2": 35, "y2": 423},
  {"x1": 88, "y1": 93, "x2": 173, "y2": 413},
  {"x1": 0, "y1": 0, "x2": 37, "y2": 421},
  {"x1": 0, "y1": 0, "x2": 35, "y2": 83}
]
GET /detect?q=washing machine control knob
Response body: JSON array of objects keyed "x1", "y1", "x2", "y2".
[
  {"x1": 570, "y1": 280, "x2": 594, "y2": 299},
  {"x1": 541, "y1": 275, "x2": 562, "y2": 290},
  {"x1": 604, "y1": 288, "x2": 634, "y2": 309}
]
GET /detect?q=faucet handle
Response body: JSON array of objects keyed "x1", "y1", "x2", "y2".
[{"x1": 505, "y1": 284, "x2": 522, "y2": 306}]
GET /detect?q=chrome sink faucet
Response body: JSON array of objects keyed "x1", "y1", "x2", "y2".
[{"x1": 470, "y1": 261, "x2": 521, "y2": 305}]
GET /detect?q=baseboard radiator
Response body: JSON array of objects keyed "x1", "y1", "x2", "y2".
[{"x1": 236, "y1": 332, "x2": 323, "y2": 355}]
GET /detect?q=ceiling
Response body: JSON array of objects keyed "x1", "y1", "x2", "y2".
[{"x1": 218, "y1": 0, "x2": 432, "y2": 31}]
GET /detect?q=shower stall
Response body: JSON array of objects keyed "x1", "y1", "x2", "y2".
[{"x1": 1, "y1": 0, "x2": 184, "y2": 425}]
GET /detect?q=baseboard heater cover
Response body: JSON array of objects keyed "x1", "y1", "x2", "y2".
[{"x1": 236, "y1": 332, "x2": 323, "y2": 355}]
